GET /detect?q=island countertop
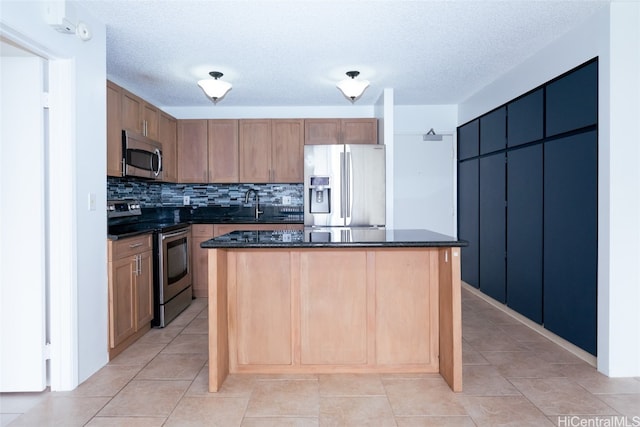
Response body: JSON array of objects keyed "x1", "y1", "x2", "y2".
[{"x1": 201, "y1": 227, "x2": 467, "y2": 249}]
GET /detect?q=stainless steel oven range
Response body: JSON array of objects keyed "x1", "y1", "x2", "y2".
[
  {"x1": 155, "y1": 224, "x2": 192, "y2": 327},
  {"x1": 107, "y1": 200, "x2": 192, "y2": 328}
]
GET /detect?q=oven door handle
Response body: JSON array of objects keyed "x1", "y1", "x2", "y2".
[{"x1": 162, "y1": 229, "x2": 189, "y2": 240}]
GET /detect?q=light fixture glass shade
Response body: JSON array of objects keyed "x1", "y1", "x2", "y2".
[
  {"x1": 197, "y1": 73, "x2": 232, "y2": 102},
  {"x1": 337, "y1": 72, "x2": 370, "y2": 101}
]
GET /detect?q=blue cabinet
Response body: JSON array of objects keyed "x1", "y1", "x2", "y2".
[
  {"x1": 507, "y1": 144, "x2": 543, "y2": 323},
  {"x1": 544, "y1": 131, "x2": 598, "y2": 355},
  {"x1": 508, "y1": 89, "x2": 544, "y2": 147},
  {"x1": 456, "y1": 58, "x2": 597, "y2": 355},
  {"x1": 480, "y1": 107, "x2": 506, "y2": 155},
  {"x1": 458, "y1": 159, "x2": 479, "y2": 287},
  {"x1": 546, "y1": 60, "x2": 597, "y2": 137},
  {"x1": 479, "y1": 153, "x2": 506, "y2": 302},
  {"x1": 458, "y1": 119, "x2": 479, "y2": 160}
]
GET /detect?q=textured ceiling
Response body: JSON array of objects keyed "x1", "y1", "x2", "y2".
[{"x1": 77, "y1": 0, "x2": 609, "y2": 108}]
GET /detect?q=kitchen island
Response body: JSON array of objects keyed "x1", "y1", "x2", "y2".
[{"x1": 202, "y1": 228, "x2": 466, "y2": 392}]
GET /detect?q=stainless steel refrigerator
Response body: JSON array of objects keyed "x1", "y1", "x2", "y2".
[{"x1": 304, "y1": 144, "x2": 385, "y2": 227}]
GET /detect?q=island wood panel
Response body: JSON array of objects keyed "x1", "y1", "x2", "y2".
[
  {"x1": 374, "y1": 250, "x2": 439, "y2": 368},
  {"x1": 299, "y1": 250, "x2": 368, "y2": 365},
  {"x1": 208, "y1": 249, "x2": 229, "y2": 392},
  {"x1": 438, "y1": 247, "x2": 462, "y2": 392},
  {"x1": 208, "y1": 246, "x2": 462, "y2": 392},
  {"x1": 231, "y1": 251, "x2": 292, "y2": 367},
  {"x1": 192, "y1": 224, "x2": 214, "y2": 298}
]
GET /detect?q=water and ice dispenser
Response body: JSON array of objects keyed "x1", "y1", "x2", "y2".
[{"x1": 308, "y1": 176, "x2": 330, "y2": 213}]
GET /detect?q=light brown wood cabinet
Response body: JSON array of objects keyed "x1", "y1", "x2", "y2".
[
  {"x1": 107, "y1": 81, "x2": 176, "y2": 178},
  {"x1": 304, "y1": 118, "x2": 378, "y2": 145},
  {"x1": 239, "y1": 119, "x2": 304, "y2": 183},
  {"x1": 209, "y1": 120, "x2": 239, "y2": 182},
  {"x1": 191, "y1": 224, "x2": 215, "y2": 298},
  {"x1": 121, "y1": 88, "x2": 159, "y2": 139},
  {"x1": 107, "y1": 234, "x2": 154, "y2": 360},
  {"x1": 107, "y1": 81, "x2": 123, "y2": 177},
  {"x1": 190, "y1": 223, "x2": 303, "y2": 298},
  {"x1": 176, "y1": 119, "x2": 239, "y2": 184},
  {"x1": 159, "y1": 112, "x2": 178, "y2": 182},
  {"x1": 177, "y1": 119, "x2": 209, "y2": 183}
]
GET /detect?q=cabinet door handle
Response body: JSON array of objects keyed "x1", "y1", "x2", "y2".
[{"x1": 129, "y1": 242, "x2": 143, "y2": 248}]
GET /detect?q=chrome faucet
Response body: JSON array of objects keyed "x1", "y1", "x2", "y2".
[{"x1": 244, "y1": 188, "x2": 263, "y2": 220}]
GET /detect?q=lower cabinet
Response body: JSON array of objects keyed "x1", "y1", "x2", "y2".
[
  {"x1": 507, "y1": 144, "x2": 543, "y2": 323},
  {"x1": 107, "y1": 234, "x2": 153, "y2": 360},
  {"x1": 479, "y1": 153, "x2": 506, "y2": 303},
  {"x1": 191, "y1": 223, "x2": 304, "y2": 298},
  {"x1": 458, "y1": 159, "x2": 479, "y2": 287},
  {"x1": 543, "y1": 131, "x2": 598, "y2": 355}
]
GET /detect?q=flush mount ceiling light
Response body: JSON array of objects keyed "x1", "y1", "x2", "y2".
[
  {"x1": 337, "y1": 71, "x2": 370, "y2": 102},
  {"x1": 197, "y1": 71, "x2": 232, "y2": 104}
]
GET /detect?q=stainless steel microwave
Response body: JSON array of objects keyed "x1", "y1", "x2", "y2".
[{"x1": 122, "y1": 130, "x2": 163, "y2": 180}]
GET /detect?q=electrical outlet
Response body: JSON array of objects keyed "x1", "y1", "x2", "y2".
[
  {"x1": 183, "y1": 195, "x2": 190, "y2": 206},
  {"x1": 282, "y1": 196, "x2": 292, "y2": 205}
]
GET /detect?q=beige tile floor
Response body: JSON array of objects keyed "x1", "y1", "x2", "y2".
[{"x1": 2, "y1": 287, "x2": 639, "y2": 426}]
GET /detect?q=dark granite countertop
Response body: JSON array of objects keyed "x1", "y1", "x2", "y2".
[
  {"x1": 200, "y1": 227, "x2": 467, "y2": 249},
  {"x1": 108, "y1": 206, "x2": 303, "y2": 240}
]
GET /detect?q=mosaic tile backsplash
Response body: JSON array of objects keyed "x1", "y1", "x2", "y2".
[{"x1": 107, "y1": 177, "x2": 304, "y2": 210}]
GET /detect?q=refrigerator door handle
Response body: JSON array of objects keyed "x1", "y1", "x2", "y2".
[
  {"x1": 345, "y1": 151, "x2": 352, "y2": 219},
  {"x1": 340, "y1": 151, "x2": 346, "y2": 218}
]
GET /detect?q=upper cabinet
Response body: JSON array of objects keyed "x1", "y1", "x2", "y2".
[
  {"x1": 107, "y1": 80, "x2": 176, "y2": 178},
  {"x1": 107, "y1": 81, "x2": 123, "y2": 177},
  {"x1": 304, "y1": 119, "x2": 378, "y2": 145},
  {"x1": 177, "y1": 119, "x2": 209, "y2": 183},
  {"x1": 479, "y1": 106, "x2": 506, "y2": 155},
  {"x1": 159, "y1": 112, "x2": 178, "y2": 182},
  {"x1": 176, "y1": 119, "x2": 240, "y2": 184},
  {"x1": 121, "y1": 88, "x2": 159, "y2": 139},
  {"x1": 507, "y1": 88, "x2": 543, "y2": 147},
  {"x1": 209, "y1": 120, "x2": 239, "y2": 183},
  {"x1": 272, "y1": 120, "x2": 304, "y2": 182},
  {"x1": 546, "y1": 60, "x2": 597, "y2": 137},
  {"x1": 457, "y1": 119, "x2": 479, "y2": 161},
  {"x1": 239, "y1": 119, "x2": 304, "y2": 183}
]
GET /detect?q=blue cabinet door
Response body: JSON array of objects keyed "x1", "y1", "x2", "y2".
[
  {"x1": 508, "y1": 89, "x2": 544, "y2": 147},
  {"x1": 458, "y1": 119, "x2": 479, "y2": 160},
  {"x1": 479, "y1": 153, "x2": 506, "y2": 302},
  {"x1": 507, "y1": 144, "x2": 543, "y2": 323},
  {"x1": 458, "y1": 159, "x2": 479, "y2": 287},
  {"x1": 546, "y1": 60, "x2": 597, "y2": 137},
  {"x1": 544, "y1": 130, "x2": 597, "y2": 355},
  {"x1": 480, "y1": 107, "x2": 506, "y2": 155}
]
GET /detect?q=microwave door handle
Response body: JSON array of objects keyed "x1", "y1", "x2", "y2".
[{"x1": 153, "y1": 148, "x2": 162, "y2": 177}]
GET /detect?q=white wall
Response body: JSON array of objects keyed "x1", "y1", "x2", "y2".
[
  {"x1": 0, "y1": 1, "x2": 108, "y2": 387},
  {"x1": 393, "y1": 105, "x2": 457, "y2": 235},
  {"x1": 458, "y1": 4, "x2": 640, "y2": 377}
]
